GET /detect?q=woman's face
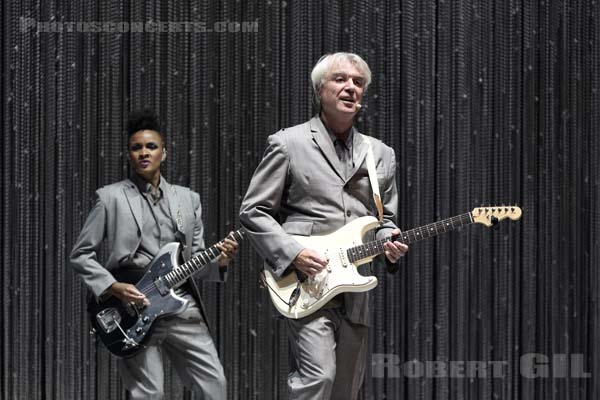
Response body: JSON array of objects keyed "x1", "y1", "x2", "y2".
[{"x1": 128, "y1": 129, "x2": 165, "y2": 182}]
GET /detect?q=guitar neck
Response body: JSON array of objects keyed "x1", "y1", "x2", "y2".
[
  {"x1": 165, "y1": 229, "x2": 244, "y2": 288},
  {"x1": 347, "y1": 212, "x2": 473, "y2": 263}
]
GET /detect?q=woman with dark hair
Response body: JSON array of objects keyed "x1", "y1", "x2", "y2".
[{"x1": 70, "y1": 109, "x2": 237, "y2": 399}]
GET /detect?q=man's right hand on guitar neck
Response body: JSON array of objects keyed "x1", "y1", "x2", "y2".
[
  {"x1": 293, "y1": 249, "x2": 328, "y2": 277},
  {"x1": 108, "y1": 282, "x2": 150, "y2": 306}
]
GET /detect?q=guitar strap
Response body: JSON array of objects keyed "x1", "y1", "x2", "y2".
[{"x1": 363, "y1": 135, "x2": 384, "y2": 223}]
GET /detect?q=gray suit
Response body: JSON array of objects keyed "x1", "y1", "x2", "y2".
[
  {"x1": 240, "y1": 116, "x2": 399, "y2": 399},
  {"x1": 70, "y1": 178, "x2": 227, "y2": 399}
]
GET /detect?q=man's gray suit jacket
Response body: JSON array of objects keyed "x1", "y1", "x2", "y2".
[{"x1": 240, "y1": 116, "x2": 399, "y2": 326}]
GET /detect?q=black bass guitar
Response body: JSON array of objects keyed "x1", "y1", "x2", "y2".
[{"x1": 88, "y1": 229, "x2": 244, "y2": 357}]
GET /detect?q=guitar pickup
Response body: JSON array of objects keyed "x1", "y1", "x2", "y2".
[
  {"x1": 154, "y1": 276, "x2": 170, "y2": 295},
  {"x1": 338, "y1": 249, "x2": 349, "y2": 267}
]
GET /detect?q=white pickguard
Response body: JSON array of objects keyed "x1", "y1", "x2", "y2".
[{"x1": 263, "y1": 216, "x2": 381, "y2": 319}]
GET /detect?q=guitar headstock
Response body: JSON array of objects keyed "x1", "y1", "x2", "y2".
[{"x1": 471, "y1": 206, "x2": 522, "y2": 227}]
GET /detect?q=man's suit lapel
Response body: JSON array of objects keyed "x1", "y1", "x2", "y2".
[
  {"x1": 349, "y1": 128, "x2": 368, "y2": 179},
  {"x1": 309, "y1": 116, "x2": 346, "y2": 182},
  {"x1": 123, "y1": 180, "x2": 143, "y2": 233}
]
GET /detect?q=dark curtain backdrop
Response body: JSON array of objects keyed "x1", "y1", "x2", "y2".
[{"x1": 1, "y1": 0, "x2": 599, "y2": 399}]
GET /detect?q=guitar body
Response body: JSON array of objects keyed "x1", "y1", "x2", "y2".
[
  {"x1": 263, "y1": 216, "x2": 381, "y2": 319},
  {"x1": 88, "y1": 242, "x2": 188, "y2": 358}
]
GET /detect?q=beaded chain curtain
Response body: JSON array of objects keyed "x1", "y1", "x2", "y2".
[{"x1": 2, "y1": 1, "x2": 598, "y2": 399}]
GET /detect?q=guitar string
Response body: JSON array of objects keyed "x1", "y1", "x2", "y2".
[{"x1": 133, "y1": 231, "x2": 243, "y2": 296}]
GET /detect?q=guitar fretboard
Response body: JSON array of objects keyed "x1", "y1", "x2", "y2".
[
  {"x1": 163, "y1": 229, "x2": 244, "y2": 288},
  {"x1": 346, "y1": 213, "x2": 473, "y2": 263}
]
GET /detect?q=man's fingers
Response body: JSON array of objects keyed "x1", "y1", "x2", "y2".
[
  {"x1": 394, "y1": 241, "x2": 409, "y2": 253},
  {"x1": 223, "y1": 237, "x2": 238, "y2": 246},
  {"x1": 384, "y1": 241, "x2": 409, "y2": 263},
  {"x1": 298, "y1": 264, "x2": 320, "y2": 277},
  {"x1": 308, "y1": 253, "x2": 328, "y2": 266},
  {"x1": 217, "y1": 241, "x2": 238, "y2": 255},
  {"x1": 308, "y1": 260, "x2": 326, "y2": 270}
]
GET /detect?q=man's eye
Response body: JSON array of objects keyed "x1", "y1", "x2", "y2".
[
  {"x1": 130, "y1": 144, "x2": 142, "y2": 151},
  {"x1": 147, "y1": 143, "x2": 158, "y2": 149}
]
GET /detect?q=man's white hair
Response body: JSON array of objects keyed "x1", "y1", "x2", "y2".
[{"x1": 311, "y1": 52, "x2": 372, "y2": 105}]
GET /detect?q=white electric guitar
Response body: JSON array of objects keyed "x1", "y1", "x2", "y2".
[{"x1": 263, "y1": 206, "x2": 522, "y2": 319}]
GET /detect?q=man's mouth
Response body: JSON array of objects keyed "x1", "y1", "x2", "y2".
[{"x1": 139, "y1": 160, "x2": 151, "y2": 168}]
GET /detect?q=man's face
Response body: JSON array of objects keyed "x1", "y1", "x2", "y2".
[
  {"x1": 319, "y1": 61, "x2": 365, "y2": 117},
  {"x1": 128, "y1": 129, "x2": 165, "y2": 181}
]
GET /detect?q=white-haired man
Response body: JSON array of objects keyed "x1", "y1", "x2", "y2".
[{"x1": 240, "y1": 52, "x2": 408, "y2": 399}]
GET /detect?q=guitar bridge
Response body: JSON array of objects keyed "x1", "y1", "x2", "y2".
[{"x1": 96, "y1": 307, "x2": 122, "y2": 334}]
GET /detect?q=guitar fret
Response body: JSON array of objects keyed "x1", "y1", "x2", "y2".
[
  {"x1": 182, "y1": 262, "x2": 191, "y2": 276},
  {"x1": 438, "y1": 221, "x2": 446, "y2": 233},
  {"x1": 345, "y1": 212, "x2": 478, "y2": 263},
  {"x1": 199, "y1": 252, "x2": 209, "y2": 265},
  {"x1": 439, "y1": 220, "x2": 447, "y2": 232},
  {"x1": 424, "y1": 225, "x2": 431, "y2": 238},
  {"x1": 429, "y1": 223, "x2": 437, "y2": 236}
]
